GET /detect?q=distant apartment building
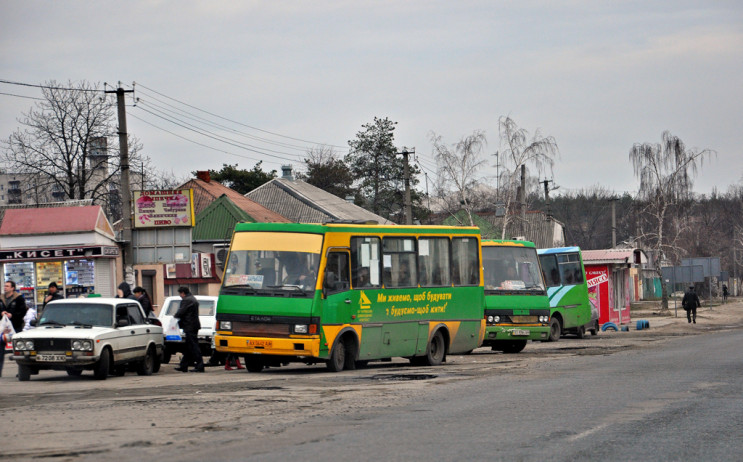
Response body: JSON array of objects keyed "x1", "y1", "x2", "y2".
[{"x1": 0, "y1": 137, "x2": 141, "y2": 218}]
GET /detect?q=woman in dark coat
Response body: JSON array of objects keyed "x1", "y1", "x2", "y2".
[{"x1": 132, "y1": 286, "x2": 153, "y2": 316}]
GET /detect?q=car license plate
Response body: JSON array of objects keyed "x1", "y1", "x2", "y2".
[
  {"x1": 37, "y1": 354, "x2": 67, "y2": 362},
  {"x1": 511, "y1": 329, "x2": 530, "y2": 337},
  {"x1": 248, "y1": 339, "x2": 272, "y2": 348}
]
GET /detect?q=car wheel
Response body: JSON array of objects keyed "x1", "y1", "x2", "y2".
[
  {"x1": 153, "y1": 350, "x2": 162, "y2": 373},
  {"x1": 137, "y1": 346, "x2": 155, "y2": 376},
  {"x1": 113, "y1": 365, "x2": 127, "y2": 376},
  {"x1": 94, "y1": 348, "x2": 111, "y2": 380},
  {"x1": 66, "y1": 368, "x2": 83, "y2": 377},
  {"x1": 18, "y1": 364, "x2": 32, "y2": 381},
  {"x1": 423, "y1": 330, "x2": 446, "y2": 366},
  {"x1": 547, "y1": 318, "x2": 561, "y2": 342},
  {"x1": 576, "y1": 325, "x2": 586, "y2": 339},
  {"x1": 501, "y1": 340, "x2": 528, "y2": 354}
]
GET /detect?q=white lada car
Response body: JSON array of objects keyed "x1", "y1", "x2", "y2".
[{"x1": 11, "y1": 298, "x2": 164, "y2": 381}]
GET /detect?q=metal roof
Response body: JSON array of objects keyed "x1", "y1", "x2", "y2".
[
  {"x1": 0, "y1": 205, "x2": 114, "y2": 238},
  {"x1": 179, "y1": 178, "x2": 289, "y2": 223},
  {"x1": 245, "y1": 178, "x2": 394, "y2": 224}
]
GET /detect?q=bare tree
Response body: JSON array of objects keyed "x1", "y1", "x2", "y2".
[
  {"x1": 1, "y1": 80, "x2": 149, "y2": 212},
  {"x1": 629, "y1": 130, "x2": 715, "y2": 310},
  {"x1": 496, "y1": 116, "x2": 558, "y2": 238},
  {"x1": 431, "y1": 130, "x2": 488, "y2": 226}
]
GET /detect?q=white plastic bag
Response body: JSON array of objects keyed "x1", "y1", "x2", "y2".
[
  {"x1": 164, "y1": 316, "x2": 182, "y2": 341},
  {"x1": 1, "y1": 314, "x2": 15, "y2": 351}
]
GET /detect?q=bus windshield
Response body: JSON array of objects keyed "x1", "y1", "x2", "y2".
[
  {"x1": 483, "y1": 245, "x2": 545, "y2": 292},
  {"x1": 222, "y1": 232, "x2": 322, "y2": 293}
]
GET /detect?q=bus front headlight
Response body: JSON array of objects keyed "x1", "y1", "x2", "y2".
[
  {"x1": 220, "y1": 321, "x2": 232, "y2": 330},
  {"x1": 294, "y1": 324, "x2": 308, "y2": 334}
]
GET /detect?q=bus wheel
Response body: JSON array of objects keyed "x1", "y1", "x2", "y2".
[
  {"x1": 327, "y1": 338, "x2": 347, "y2": 372},
  {"x1": 501, "y1": 340, "x2": 527, "y2": 354},
  {"x1": 590, "y1": 321, "x2": 599, "y2": 336},
  {"x1": 423, "y1": 330, "x2": 446, "y2": 366},
  {"x1": 243, "y1": 357, "x2": 264, "y2": 372},
  {"x1": 547, "y1": 318, "x2": 561, "y2": 342}
]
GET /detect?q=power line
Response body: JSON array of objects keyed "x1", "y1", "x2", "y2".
[
  {"x1": 134, "y1": 95, "x2": 318, "y2": 154},
  {"x1": 0, "y1": 78, "x2": 100, "y2": 92},
  {"x1": 128, "y1": 112, "x2": 268, "y2": 164},
  {"x1": 135, "y1": 82, "x2": 348, "y2": 150},
  {"x1": 0, "y1": 91, "x2": 44, "y2": 101},
  {"x1": 133, "y1": 105, "x2": 302, "y2": 163}
]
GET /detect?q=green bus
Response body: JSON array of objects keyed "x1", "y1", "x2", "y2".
[
  {"x1": 214, "y1": 222, "x2": 485, "y2": 372},
  {"x1": 481, "y1": 239, "x2": 551, "y2": 353},
  {"x1": 537, "y1": 246, "x2": 592, "y2": 341}
]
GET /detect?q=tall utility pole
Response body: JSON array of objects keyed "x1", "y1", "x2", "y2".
[
  {"x1": 520, "y1": 164, "x2": 527, "y2": 237},
  {"x1": 541, "y1": 179, "x2": 553, "y2": 219},
  {"x1": 106, "y1": 83, "x2": 134, "y2": 282},
  {"x1": 400, "y1": 148, "x2": 414, "y2": 225},
  {"x1": 609, "y1": 197, "x2": 619, "y2": 248}
]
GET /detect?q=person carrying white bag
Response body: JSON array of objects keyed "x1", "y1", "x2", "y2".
[{"x1": 0, "y1": 313, "x2": 16, "y2": 377}]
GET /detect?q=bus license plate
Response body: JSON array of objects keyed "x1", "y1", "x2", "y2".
[
  {"x1": 248, "y1": 340, "x2": 272, "y2": 348},
  {"x1": 37, "y1": 354, "x2": 67, "y2": 362},
  {"x1": 511, "y1": 329, "x2": 530, "y2": 337}
]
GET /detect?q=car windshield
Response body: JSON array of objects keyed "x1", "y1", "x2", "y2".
[
  {"x1": 38, "y1": 303, "x2": 113, "y2": 327},
  {"x1": 223, "y1": 250, "x2": 320, "y2": 292},
  {"x1": 165, "y1": 299, "x2": 216, "y2": 317},
  {"x1": 483, "y1": 246, "x2": 546, "y2": 292}
]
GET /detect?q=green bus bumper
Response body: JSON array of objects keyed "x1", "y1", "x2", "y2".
[{"x1": 482, "y1": 325, "x2": 550, "y2": 345}]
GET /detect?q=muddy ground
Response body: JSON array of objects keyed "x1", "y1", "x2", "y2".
[{"x1": 1, "y1": 298, "x2": 741, "y2": 460}]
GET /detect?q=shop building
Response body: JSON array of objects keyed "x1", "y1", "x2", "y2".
[
  {"x1": 0, "y1": 205, "x2": 121, "y2": 309},
  {"x1": 582, "y1": 248, "x2": 647, "y2": 326}
]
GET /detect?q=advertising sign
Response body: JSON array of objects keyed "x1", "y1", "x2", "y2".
[
  {"x1": 586, "y1": 265, "x2": 612, "y2": 324},
  {"x1": 133, "y1": 189, "x2": 195, "y2": 228}
]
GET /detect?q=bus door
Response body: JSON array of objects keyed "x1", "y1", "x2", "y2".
[{"x1": 322, "y1": 251, "x2": 352, "y2": 325}]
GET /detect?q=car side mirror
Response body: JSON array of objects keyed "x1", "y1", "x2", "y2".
[
  {"x1": 116, "y1": 318, "x2": 130, "y2": 328},
  {"x1": 30, "y1": 319, "x2": 37, "y2": 327}
]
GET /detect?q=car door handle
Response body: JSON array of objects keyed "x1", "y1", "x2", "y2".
[
  {"x1": 345, "y1": 299, "x2": 351, "y2": 304},
  {"x1": 130, "y1": 330, "x2": 135, "y2": 335},
  {"x1": 146, "y1": 329, "x2": 151, "y2": 333}
]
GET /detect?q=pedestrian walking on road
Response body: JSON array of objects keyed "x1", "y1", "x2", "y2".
[
  {"x1": 682, "y1": 286, "x2": 701, "y2": 324},
  {"x1": 722, "y1": 284, "x2": 729, "y2": 303},
  {"x1": 174, "y1": 286, "x2": 204, "y2": 373}
]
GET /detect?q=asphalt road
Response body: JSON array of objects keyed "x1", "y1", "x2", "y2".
[{"x1": 2, "y1": 323, "x2": 742, "y2": 461}]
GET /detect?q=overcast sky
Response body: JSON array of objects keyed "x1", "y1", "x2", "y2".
[{"x1": 1, "y1": 1, "x2": 741, "y2": 196}]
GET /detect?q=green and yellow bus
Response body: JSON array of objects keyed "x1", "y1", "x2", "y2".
[
  {"x1": 481, "y1": 240, "x2": 551, "y2": 353},
  {"x1": 537, "y1": 246, "x2": 592, "y2": 341},
  {"x1": 214, "y1": 222, "x2": 485, "y2": 372}
]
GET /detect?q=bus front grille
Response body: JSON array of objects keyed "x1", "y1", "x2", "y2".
[{"x1": 233, "y1": 322, "x2": 291, "y2": 338}]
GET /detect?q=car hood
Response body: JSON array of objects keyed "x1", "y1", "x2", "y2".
[{"x1": 13, "y1": 325, "x2": 117, "y2": 339}]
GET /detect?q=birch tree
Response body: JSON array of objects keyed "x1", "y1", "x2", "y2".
[
  {"x1": 497, "y1": 116, "x2": 558, "y2": 238},
  {"x1": 629, "y1": 130, "x2": 714, "y2": 310},
  {"x1": 431, "y1": 130, "x2": 488, "y2": 226}
]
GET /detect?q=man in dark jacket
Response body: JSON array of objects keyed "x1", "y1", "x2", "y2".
[
  {"x1": 1, "y1": 280, "x2": 28, "y2": 334},
  {"x1": 174, "y1": 286, "x2": 203, "y2": 373},
  {"x1": 41, "y1": 282, "x2": 64, "y2": 316},
  {"x1": 682, "y1": 286, "x2": 701, "y2": 324}
]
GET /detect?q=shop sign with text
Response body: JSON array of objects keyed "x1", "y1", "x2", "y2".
[{"x1": 133, "y1": 189, "x2": 195, "y2": 228}]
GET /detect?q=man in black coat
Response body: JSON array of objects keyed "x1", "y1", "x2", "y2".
[
  {"x1": 174, "y1": 286, "x2": 204, "y2": 372},
  {"x1": 682, "y1": 286, "x2": 701, "y2": 324},
  {"x1": 41, "y1": 282, "x2": 64, "y2": 316},
  {"x1": 1, "y1": 280, "x2": 28, "y2": 334}
]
